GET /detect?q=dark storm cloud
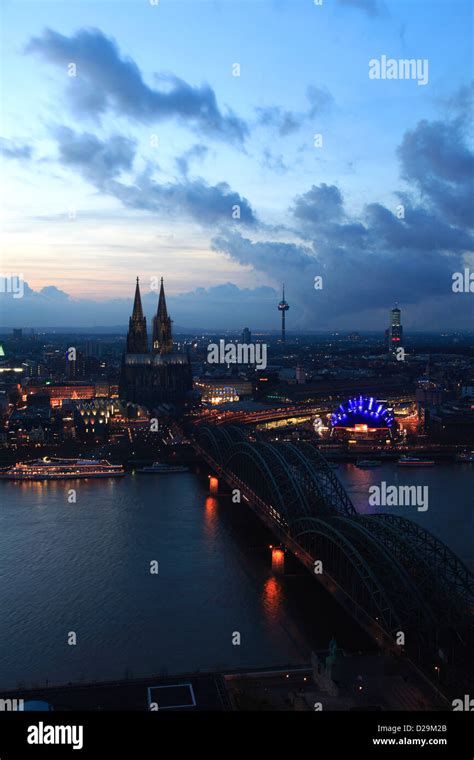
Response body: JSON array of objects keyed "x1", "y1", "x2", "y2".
[
  {"x1": 397, "y1": 118, "x2": 474, "y2": 229},
  {"x1": 55, "y1": 127, "x2": 136, "y2": 185},
  {"x1": 212, "y1": 231, "x2": 315, "y2": 277},
  {"x1": 365, "y1": 202, "x2": 473, "y2": 252},
  {"x1": 212, "y1": 163, "x2": 472, "y2": 326},
  {"x1": 26, "y1": 28, "x2": 248, "y2": 144},
  {"x1": 0, "y1": 138, "x2": 32, "y2": 159}
]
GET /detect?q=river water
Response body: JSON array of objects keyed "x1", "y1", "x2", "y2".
[{"x1": 0, "y1": 464, "x2": 472, "y2": 688}]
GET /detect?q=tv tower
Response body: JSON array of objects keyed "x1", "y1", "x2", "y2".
[{"x1": 278, "y1": 284, "x2": 290, "y2": 342}]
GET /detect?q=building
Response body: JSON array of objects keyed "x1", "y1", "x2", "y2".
[
  {"x1": 241, "y1": 327, "x2": 252, "y2": 344},
  {"x1": 330, "y1": 396, "x2": 395, "y2": 443},
  {"x1": 119, "y1": 277, "x2": 193, "y2": 408},
  {"x1": 277, "y1": 285, "x2": 289, "y2": 342},
  {"x1": 22, "y1": 382, "x2": 118, "y2": 407},
  {"x1": 426, "y1": 401, "x2": 474, "y2": 444},
  {"x1": 7, "y1": 402, "x2": 57, "y2": 445},
  {"x1": 295, "y1": 364, "x2": 306, "y2": 384},
  {"x1": 194, "y1": 376, "x2": 252, "y2": 404},
  {"x1": 387, "y1": 305, "x2": 403, "y2": 356}
]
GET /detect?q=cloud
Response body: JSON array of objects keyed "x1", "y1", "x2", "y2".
[
  {"x1": 256, "y1": 106, "x2": 301, "y2": 136},
  {"x1": 336, "y1": 0, "x2": 383, "y2": 17},
  {"x1": 292, "y1": 183, "x2": 345, "y2": 226},
  {"x1": 53, "y1": 127, "x2": 256, "y2": 226},
  {"x1": 261, "y1": 149, "x2": 288, "y2": 173},
  {"x1": 55, "y1": 127, "x2": 136, "y2": 185},
  {"x1": 256, "y1": 86, "x2": 334, "y2": 136},
  {"x1": 0, "y1": 138, "x2": 32, "y2": 160},
  {"x1": 212, "y1": 231, "x2": 315, "y2": 275},
  {"x1": 212, "y1": 161, "x2": 473, "y2": 327},
  {"x1": 39, "y1": 285, "x2": 70, "y2": 300},
  {"x1": 175, "y1": 144, "x2": 209, "y2": 177},
  {"x1": 397, "y1": 117, "x2": 474, "y2": 229},
  {"x1": 26, "y1": 27, "x2": 248, "y2": 144},
  {"x1": 108, "y1": 175, "x2": 257, "y2": 226},
  {"x1": 0, "y1": 280, "x2": 278, "y2": 330}
]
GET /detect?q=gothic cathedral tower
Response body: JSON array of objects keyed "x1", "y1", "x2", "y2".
[
  {"x1": 126, "y1": 277, "x2": 149, "y2": 353},
  {"x1": 152, "y1": 277, "x2": 173, "y2": 354}
]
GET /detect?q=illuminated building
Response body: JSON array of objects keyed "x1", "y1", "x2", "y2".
[
  {"x1": 22, "y1": 383, "x2": 118, "y2": 407},
  {"x1": 388, "y1": 305, "x2": 403, "y2": 356},
  {"x1": 330, "y1": 396, "x2": 395, "y2": 442},
  {"x1": 7, "y1": 404, "x2": 56, "y2": 445},
  {"x1": 194, "y1": 377, "x2": 252, "y2": 405},
  {"x1": 277, "y1": 285, "x2": 289, "y2": 343}
]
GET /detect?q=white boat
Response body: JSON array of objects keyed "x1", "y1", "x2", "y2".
[
  {"x1": 136, "y1": 462, "x2": 189, "y2": 474},
  {"x1": 397, "y1": 456, "x2": 435, "y2": 467},
  {"x1": 0, "y1": 457, "x2": 125, "y2": 481}
]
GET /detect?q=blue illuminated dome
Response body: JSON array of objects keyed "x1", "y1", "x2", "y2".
[{"x1": 330, "y1": 396, "x2": 394, "y2": 429}]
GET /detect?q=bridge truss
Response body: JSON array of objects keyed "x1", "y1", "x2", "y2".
[{"x1": 196, "y1": 425, "x2": 474, "y2": 696}]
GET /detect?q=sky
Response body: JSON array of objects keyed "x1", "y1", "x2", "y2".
[{"x1": 0, "y1": 0, "x2": 473, "y2": 330}]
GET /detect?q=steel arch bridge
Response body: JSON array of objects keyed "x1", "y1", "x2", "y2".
[{"x1": 195, "y1": 425, "x2": 474, "y2": 696}]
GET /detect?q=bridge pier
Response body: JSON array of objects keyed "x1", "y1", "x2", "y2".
[
  {"x1": 270, "y1": 545, "x2": 285, "y2": 574},
  {"x1": 208, "y1": 475, "x2": 219, "y2": 494}
]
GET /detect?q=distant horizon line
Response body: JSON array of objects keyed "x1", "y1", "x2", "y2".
[{"x1": 1, "y1": 327, "x2": 473, "y2": 337}]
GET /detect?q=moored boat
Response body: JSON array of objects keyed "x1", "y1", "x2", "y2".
[
  {"x1": 0, "y1": 457, "x2": 125, "y2": 481},
  {"x1": 356, "y1": 459, "x2": 382, "y2": 468},
  {"x1": 397, "y1": 456, "x2": 435, "y2": 467},
  {"x1": 136, "y1": 462, "x2": 189, "y2": 474}
]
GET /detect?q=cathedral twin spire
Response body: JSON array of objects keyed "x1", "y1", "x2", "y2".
[{"x1": 126, "y1": 277, "x2": 173, "y2": 355}]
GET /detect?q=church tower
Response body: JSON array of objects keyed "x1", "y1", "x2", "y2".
[
  {"x1": 126, "y1": 277, "x2": 148, "y2": 353},
  {"x1": 152, "y1": 278, "x2": 173, "y2": 354}
]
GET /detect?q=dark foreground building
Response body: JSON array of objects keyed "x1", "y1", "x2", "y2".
[{"x1": 119, "y1": 277, "x2": 192, "y2": 408}]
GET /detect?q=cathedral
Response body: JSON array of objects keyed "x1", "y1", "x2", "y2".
[{"x1": 119, "y1": 277, "x2": 193, "y2": 408}]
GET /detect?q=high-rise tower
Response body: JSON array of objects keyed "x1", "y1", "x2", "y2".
[
  {"x1": 126, "y1": 277, "x2": 149, "y2": 353},
  {"x1": 278, "y1": 284, "x2": 290, "y2": 343},
  {"x1": 388, "y1": 304, "x2": 403, "y2": 356},
  {"x1": 152, "y1": 278, "x2": 173, "y2": 354}
]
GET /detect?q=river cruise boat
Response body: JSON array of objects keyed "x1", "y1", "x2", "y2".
[{"x1": 0, "y1": 457, "x2": 125, "y2": 481}]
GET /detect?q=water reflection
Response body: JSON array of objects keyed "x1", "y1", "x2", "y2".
[
  {"x1": 262, "y1": 575, "x2": 283, "y2": 622},
  {"x1": 204, "y1": 496, "x2": 218, "y2": 538}
]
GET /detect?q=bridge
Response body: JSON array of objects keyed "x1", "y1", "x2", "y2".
[{"x1": 195, "y1": 425, "x2": 474, "y2": 697}]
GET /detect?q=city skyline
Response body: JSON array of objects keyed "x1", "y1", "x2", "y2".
[{"x1": 1, "y1": 0, "x2": 473, "y2": 330}]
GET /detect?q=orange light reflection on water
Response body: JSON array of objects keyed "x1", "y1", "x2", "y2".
[
  {"x1": 204, "y1": 496, "x2": 218, "y2": 538},
  {"x1": 262, "y1": 575, "x2": 283, "y2": 622}
]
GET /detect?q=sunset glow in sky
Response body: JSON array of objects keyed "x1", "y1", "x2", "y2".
[{"x1": 1, "y1": 0, "x2": 473, "y2": 329}]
